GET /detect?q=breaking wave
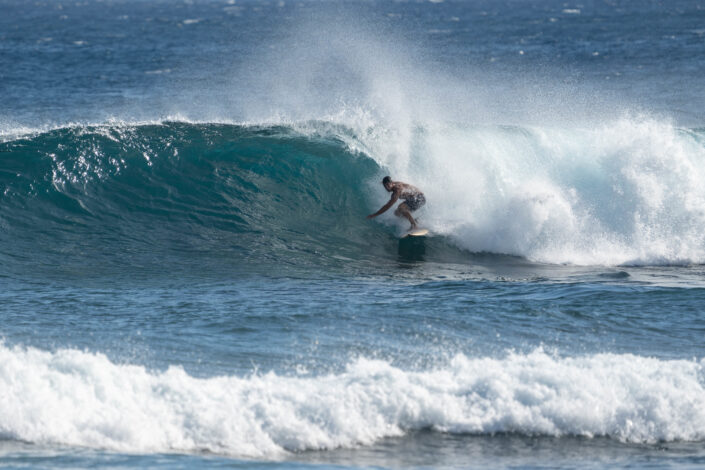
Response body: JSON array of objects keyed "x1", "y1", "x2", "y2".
[
  {"x1": 1, "y1": 118, "x2": 705, "y2": 270},
  {"x1": 0, "y1": 343, "x2": 703, "y2": 457}
]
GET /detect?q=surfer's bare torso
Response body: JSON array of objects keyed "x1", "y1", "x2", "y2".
[
  {"x1": 366, "y1": 177, "x2": 426, "y2": 230},
  {"x1": 396, "y1": 183, "x2": 422, "y2": 200}
]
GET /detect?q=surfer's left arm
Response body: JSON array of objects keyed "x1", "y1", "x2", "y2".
[{"x1": 367, "y1": 192, "x2": 399, "y2": 219}]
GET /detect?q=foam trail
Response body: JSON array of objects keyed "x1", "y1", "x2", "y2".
[{"x1": 1, "y1": 343, "x2": 703, "y2": 457}]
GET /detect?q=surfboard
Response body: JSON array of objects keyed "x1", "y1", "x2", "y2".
[{"x1": 402, "y1": 228, "x2": 429, "y2": 238}]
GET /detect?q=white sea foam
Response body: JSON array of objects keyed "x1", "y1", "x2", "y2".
[
  {"x1": 350, "y1": 115, "x2": 705, "y2": 266},
  {"x1": 1, "y1": 343, "x2": 703, "y2": 457}
]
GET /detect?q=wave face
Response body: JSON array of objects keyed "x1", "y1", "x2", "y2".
[
  {"x1": 0, "y1": 122, "x2": 389, "y2": 275},
  {"x1": 1, "y1": 343, "x2": 703, "y2": 456},
  {"x1": 2, "y1": 119, "x2": 705, "y2": 270}
]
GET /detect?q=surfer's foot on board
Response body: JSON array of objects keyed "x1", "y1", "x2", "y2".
[{"x1": 405, "y1": 213, "x2": 418, "y2": 231}]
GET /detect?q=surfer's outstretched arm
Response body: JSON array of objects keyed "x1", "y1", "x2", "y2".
[{"x1": 367, "y1": 193, "x2": 399, "y2": 219}]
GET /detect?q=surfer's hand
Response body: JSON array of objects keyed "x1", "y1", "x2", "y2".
[{"x1": 366, "y1": 214, "x2": 375, "y2": 219}]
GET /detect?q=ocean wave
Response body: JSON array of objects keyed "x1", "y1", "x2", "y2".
[
  {"x1": 1, "y1": 118, "x2": 705, "y2": 268},
  {"x1": 0, "y1": 121, "x2": 391, "y2": 274},
  {"x1": 0, "y1": 343, "x2": 703, "y2": 457}
]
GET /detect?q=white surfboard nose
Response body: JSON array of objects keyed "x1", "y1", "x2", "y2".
[{"x1": 403, "y1": 228, "x2": 429, "y2": 238}]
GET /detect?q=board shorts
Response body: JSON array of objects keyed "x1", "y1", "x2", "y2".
[{"x1": 403, "y1": 193, "x2": 426, "y2": 212}]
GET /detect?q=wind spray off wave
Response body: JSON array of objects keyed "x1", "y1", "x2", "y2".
[{"x1": 236, "y1": 14, "x2": 705, "y2": 267}]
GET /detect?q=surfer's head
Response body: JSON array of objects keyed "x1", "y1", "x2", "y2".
[{"x1": 382, "y1": 176, "x2": 392, "y2": 191}]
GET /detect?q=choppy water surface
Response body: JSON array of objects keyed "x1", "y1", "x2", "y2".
[{"x1": 1, "y1": 0, "x2": 705, "y2": 468}]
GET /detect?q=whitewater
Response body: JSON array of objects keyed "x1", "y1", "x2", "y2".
[{"x1": 2, "y1": 343, "x2": 704, "y2": 456}]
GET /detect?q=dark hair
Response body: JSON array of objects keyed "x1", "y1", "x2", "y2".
[{"x1": 382, "y1": 176, "x2": 392, "y2": 185}]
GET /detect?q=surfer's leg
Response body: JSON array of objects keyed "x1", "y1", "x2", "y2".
[{"x1": 395, "y1": 203, "x2": 417, "y2": 229}]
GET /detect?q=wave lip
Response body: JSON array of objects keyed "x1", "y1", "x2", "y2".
[{"x1": 1, "y1": 344, "x2": 703, "y2": 457}]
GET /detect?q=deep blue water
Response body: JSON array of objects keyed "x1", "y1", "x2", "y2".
[{"x1": 2, "y1": 1, "x2": 705, "y2": 469}]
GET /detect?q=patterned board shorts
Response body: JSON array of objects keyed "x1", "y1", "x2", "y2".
[{"x1": 404, "y1": 194, "x2": 426, "y2": 211}]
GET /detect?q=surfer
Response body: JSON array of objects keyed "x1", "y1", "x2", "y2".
[{"x1": 366, "y1": 176, "x2": 426, "y2": 230}]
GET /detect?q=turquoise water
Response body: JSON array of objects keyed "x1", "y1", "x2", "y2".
[{"x1": 2, "y1": 1, "x2": 705, "y2": 468}]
